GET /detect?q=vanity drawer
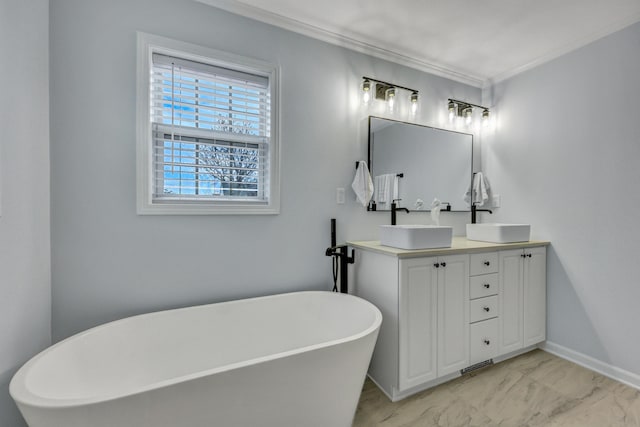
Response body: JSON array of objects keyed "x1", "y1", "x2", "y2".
[
  {"x1": 470, "y1": 252, "x2": 498, "y2": 276},
  {"x1": 469, "y1": 295, "x2": 498, "y2": 323},
  {"x1": 469, "y1": 318, "x2": 498, "y2": 365},
  {"x1": 469, "y1": 274, "x2": 498, "y2": 299}
]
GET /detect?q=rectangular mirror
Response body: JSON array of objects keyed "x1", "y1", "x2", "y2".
[{"x1": 368, "y1": 116, "x2": 473, "y2": 211}]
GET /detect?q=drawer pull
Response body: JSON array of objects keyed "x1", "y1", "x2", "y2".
[
  {"x1": 483, "y1": 261, "x2": 491, "y2": 266},
  {"x1": 483, "y1": 306, "x2": 490, "y2": 312},
  {"x1": 483, "y1": 284, "x2": 490, "y2": 289},
  {"x1": 483, "y1": 339, "x2": 491, "y2": 346}
]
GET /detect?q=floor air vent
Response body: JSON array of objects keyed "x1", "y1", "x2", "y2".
[{"x1": 460, "y1": 359, "x2": 494, "y2": 375}]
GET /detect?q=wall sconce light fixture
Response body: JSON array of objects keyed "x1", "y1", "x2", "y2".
[
  {"x1": 447, "y1": 98, "x2": 491, "y2": 127},
  {"x1": 362, "y1": 76, "x2": 419, "y2": 115}
]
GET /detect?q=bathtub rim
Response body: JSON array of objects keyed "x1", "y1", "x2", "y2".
[{"x1": 10, "y1": 291, "x2": 382, "y2": 410}]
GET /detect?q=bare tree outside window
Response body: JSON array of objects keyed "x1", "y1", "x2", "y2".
[{"x1": 196, "y1": 119, "x2": 260, "y2": 197}]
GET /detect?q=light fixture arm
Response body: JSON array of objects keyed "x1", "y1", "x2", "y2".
[
  {"x1": 364, "y1": 76, "x2": 419, "y2": 95},
  {"x1": 448, "y1": 98, "x2": 489, "y2": 111}
]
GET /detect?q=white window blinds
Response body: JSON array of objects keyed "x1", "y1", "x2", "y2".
[{"x1": 150, "y1": 53, "x2": 271, "y2": 202}]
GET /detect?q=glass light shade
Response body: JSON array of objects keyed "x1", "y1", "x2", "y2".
[
  {"x1": 448, "y1": 101, "x2": 456, "y2": 122},
  {"x1": 464, "y1": 107, "x2": 473, "y2": 125},
  {"x1": 387, "y1": 88, "x2": 396, "y2": 112},
  {"x1": 410, "y1": 92, "x2": 418, "y2": 115},
  {"x1": 482, "y1": 109, "x2": 490, "y2": 127},
  {"x1": 362, "y1": 79, "x2": 371, "y2": 105}
]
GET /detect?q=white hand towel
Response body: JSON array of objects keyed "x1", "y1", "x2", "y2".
[
  {"x1": 374, "y1": 173, "x2": 398, "y2": 208},
  {"x1": 391, "y1": 174, "x2": 399, "y2": 202},
  {"x1": 463, "y1": 175, "x2": 471, "y2": 205},
  {"x1": 477, "y1": 172, "x2": 490, "y2": 206},
  {"x1": 463, "y1": 172, "x2": 492, "y2": 207},
  {"x1": 374, "y1": 175, "x2": 386, "y2": 203},
  {"x1": 374, "y1": 175, "x2": 389, "y2": 203},
  {"x1": 351, "y1": 161, "x2": 374, "y2": 207}
]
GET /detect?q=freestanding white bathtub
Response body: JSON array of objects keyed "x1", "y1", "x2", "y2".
[{"x1": 10, "y1": 291, "x2": 382, "y2": 427}]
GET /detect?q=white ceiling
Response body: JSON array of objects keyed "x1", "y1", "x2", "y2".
[{"x1": 196, "y1": 0, "x2": 640, "y2": 87}]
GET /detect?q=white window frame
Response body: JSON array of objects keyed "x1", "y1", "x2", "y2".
[{"x1": 136, "y1": 32, "x2": 280, "y2": 214}]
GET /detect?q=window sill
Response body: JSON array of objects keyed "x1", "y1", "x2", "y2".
[{"x1": 137, "y1": 200, "x2": 279, "y2": 215}]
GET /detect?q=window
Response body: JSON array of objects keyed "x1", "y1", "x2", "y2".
[{"x1": 137, "y1": 33, "x2": 279, "y2": 214}]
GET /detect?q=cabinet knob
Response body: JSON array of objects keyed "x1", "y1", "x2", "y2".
[
  {"x1": 483, "y1": 339, "x2": 491, "y2": 346},
  {"x1": 484, "y1": 261, "x2": 490, "y2": 266},
  {"x1": 434, "y1": 263, "x2": 440, "y2": 268},
  {"x1": 483, "y1": 306, "x2": 490, "y2": 312},
  {"x1": 527, "y1": 254, "x2": 532, "y2": 258},
  {"x1": 483, "y1": 284, "x2": 490, "y2": 289},
  {"x1": 440, "y1": 262, "x2": 446, "y2": 267},
  {"x1": 521, "y1": 253, "x2": 526, "y2": 258}
]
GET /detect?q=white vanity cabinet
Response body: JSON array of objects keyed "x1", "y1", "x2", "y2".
[{"x1": 350, "y1": 237, "x2": 549, "y2": 402}]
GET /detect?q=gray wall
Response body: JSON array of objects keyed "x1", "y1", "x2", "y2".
[
  {"x1": 0, "y1": 1, "x2": 51, "y2": 426},
  {"x1": 484, "y1": 22, "x2": 640, "y2": 374},
  {"x1": 50, "y1": 0, "x2": 481, "y2": 340}
]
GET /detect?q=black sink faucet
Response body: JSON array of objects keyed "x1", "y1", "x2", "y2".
[
  {"x1": 471, "y1": 203, "x2": 493, "y2": 224},
  {"x1": 391, "y1": 199, "x2": 410, "y2": 225}
]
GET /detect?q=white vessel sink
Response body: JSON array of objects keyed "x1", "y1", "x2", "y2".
[
  {"x1": 380, "y1": 225, "x2": 453, "y2": 250},
  {"x1": 466, "y1": 223, "x2": 531, "y2": 243}
]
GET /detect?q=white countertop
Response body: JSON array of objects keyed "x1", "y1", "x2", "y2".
[{"x1": 347, "y1": 236, "x2": 550, "y2": 258}]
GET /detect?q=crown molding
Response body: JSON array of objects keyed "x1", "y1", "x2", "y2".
[
  {"x1": 194, "y1": 0, "x2": 485, "y2": 88},
  {"x1": 488, "y1": 11, "x2": 640, "y2": 86}
]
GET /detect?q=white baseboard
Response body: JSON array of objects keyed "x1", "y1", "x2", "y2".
[{"x1": 540, "y1": 341, "x2": 640, "y2": 391}]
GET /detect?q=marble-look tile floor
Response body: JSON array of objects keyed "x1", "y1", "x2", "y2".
[{"x1": 353, "y1": 350, "x2": 640, "y2": 426}]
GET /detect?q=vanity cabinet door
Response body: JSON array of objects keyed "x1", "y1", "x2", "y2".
[
  {"x1": 524, "y1": 247, "x2": 547, "y2": 346},
  {"x1": 498, "y1": 249, "x2": 524, "y2": 355},
  {"x1": 399, "y1": 257, "x2": 438, "y2": 390},
  {"x1": 437, "y1": 254, "x2": 470, "y2": 376},
  {"x1": 499, "y1": 246, "x2": 547, "y2": 356}
]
